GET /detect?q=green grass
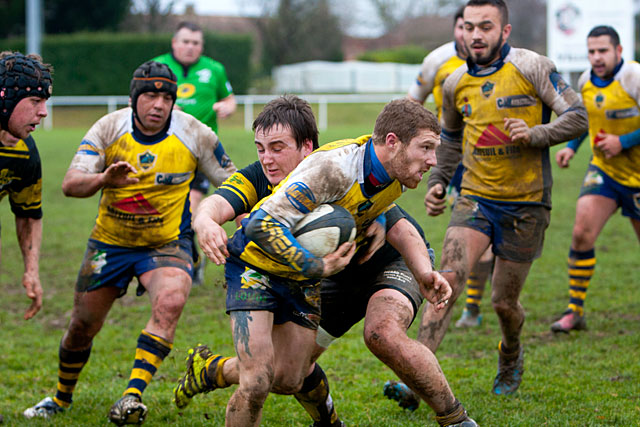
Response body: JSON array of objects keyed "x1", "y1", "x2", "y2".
[{"x1": 0, "y1": 111, "x2": 638, "y2": 426}]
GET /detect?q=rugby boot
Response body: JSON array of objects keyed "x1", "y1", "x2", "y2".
[
  {"x1": 383, "y1": 380, "x2": 420, "y2": 411},
  {"x1": 174, "y1": 344, "x2": 230, "y2": 409},
  {"x1": 455, "y1": 308, "x2": 482, "y2": 328},
  {"x1": 492, "y1": 343, "x2": 524, "y2": 395},
  {"x1": 550, "y1": 309, "x2": 587, "y2": 333},
  {"x1": 23, "y1": 397, "x2": 66, "y2": 419},
  {"x1": 108, "y1": 393, "x2": 147, "y2": 425}
]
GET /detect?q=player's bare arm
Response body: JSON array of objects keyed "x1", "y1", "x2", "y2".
[
  {"x1": 213, "y1": 94, "x2": 237, "y2": 119},
  {"x1": 62, "y1": 161, "x2": 139, "y2": 198},
  {"x1": 555, "y1": 147, "x2": 576, "y2": 168},
  {"x1": 15, "y1": 216, "x2": 43, "y2": 319},
  {"x1": 193, "y1": 194, "x2": 235, "y2": 265},
  {"x1": 595, "y1": 131, "x2": 623, "y2": 158},
  {"x1": 386, "y1": 217, "x2": 451, "y2": 311}
]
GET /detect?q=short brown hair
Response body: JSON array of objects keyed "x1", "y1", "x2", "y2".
[
  {"x1": 253, "y1": 95, "x2": 319, "y2": 150},
  {"x1": 372, "y1": 99, "x2": 440, "y2": 146}
]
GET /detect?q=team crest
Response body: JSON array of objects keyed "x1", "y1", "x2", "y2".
[
  {"x1": 595, "y1": 92, "x2": 604, "y2": 109},
  {"x1": 481, "y1": 81, "x2": 495, "y2": 98},
  {"x1": 154, "y1": 81, "x2": 163, "y2": 89},
  {"x1": 240, "y1": 267, "x2": 269, "y2": 290},
  {"x1": 137, "y1": 149, "x2": 157, "y2": 171}
]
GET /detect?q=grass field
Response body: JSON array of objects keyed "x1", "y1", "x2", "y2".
[{"x1": 0, "y1": 107, "x2": 638, "y2": 426}]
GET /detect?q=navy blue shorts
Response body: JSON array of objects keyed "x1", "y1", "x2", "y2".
[
  {"x1": 75, "y1": 237, "x2": 194, "y2": 296},
  {"x1": 449, "y1": 195, "x2": 550, "y2": 263},
  {"x1": 224, "y1": 256, "x2": 321, "y2": 330},
  {"x1": 580, "y1": 164, "x2": 640, "y2": 220}
]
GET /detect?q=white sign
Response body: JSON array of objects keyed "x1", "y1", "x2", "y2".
[{"x1": 547, "y1": 0, "x2": 634, "y2": 72}]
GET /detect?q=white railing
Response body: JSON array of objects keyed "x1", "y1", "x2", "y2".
[{"x1": 44, "y1": 93, "x2": 432, "y2": 131}]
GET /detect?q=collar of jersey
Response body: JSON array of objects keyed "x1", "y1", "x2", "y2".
[
  {"x1": 466, "y1": 43, "x2": 511, "y2": 77},
  {"x1": 590, "y1": 58, "x2": 624, "y2": 88},
  {"x1": 361, "y1": 138, "x2": 392, "y2": 197},
  {"x1": 171, "y1": 52, "x2": 201, "y2": 77},
  {"x1": 131, "y1": 112, "x2": 171, "y2": 145}
]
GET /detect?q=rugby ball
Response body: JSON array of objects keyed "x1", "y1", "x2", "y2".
[{"x1": 292, "y1": 204, "x2": 356, "y2": 258}]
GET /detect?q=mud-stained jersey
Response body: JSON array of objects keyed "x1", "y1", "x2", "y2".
[
  {"x1": 408, "y1": 41, "x2": 466, "y2": 119},
  {"x1": 435, "y1": 44, "x2": 587, "y2": 207},
  {"x1": 215, "y1": 161, "x2": 273, "y2": 217},
  {"x1": 68, "y1": 108, "x2": 236, "y2": 247},
  {"x1": 577, "y1": 60, "x2": 640, "y2": 188},
  {"x1": 228, "y1": 135, "x2": 404, "y2": 281},
  {"x1": 0, "y1": 135, "x2": 42, "y2": 219}
]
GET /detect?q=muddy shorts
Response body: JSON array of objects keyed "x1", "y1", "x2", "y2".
[
  {"x1": 579, "y1": 164, "x2": 640, "y2": 220},
  {"x1": 224, "y1": 256, "x2": 321, "y2": 330},
  {"x1": 449, "y1": 195, "x2": 550, "y2": 263},
  {"x1": 75, "y1": 237, "x2": 194, "y2": 296}
]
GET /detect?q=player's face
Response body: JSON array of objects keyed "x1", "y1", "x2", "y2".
[
  {"x1": 255, "y1": 124, "x2": 314, "y2": 186},
  {"x1": 463, "y1": 5, "x2": 511, "y2": 66},
  {"x1": 135, "y1": 92, "x2": 173, "y2": 135},
  {"x1": 6, "y1": 96, "x2": 48, "y2": 140},
  {"x1": 172, "y1": 28, "x2": 204, "y2": 66},
  {"x1": 389, "y1": 128, "x2": 440, "y2": 189},
  {"x1": 587, "y1": 35, "x2": 622, "y2": 80},
  {"x1": 453, "y1": 17, "x2": 468, "y2": 58}
]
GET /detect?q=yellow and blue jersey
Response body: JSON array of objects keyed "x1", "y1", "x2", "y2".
[
  {"x1": 0, "y1": 135, "x2": 42, "y2": 219},
  {"x1": 408, "y1": 41, "x2": 466, "y2": 119},
  {"x1": 576, "y1": 60, "x2": 640, "y2": 188},
  {"x1": 215, "y1": 161, "x2": 274, "y2": 217},
  {"x1": 438, "y1": 45, "x2": 586, "y2": 207},
  {"x1": 228, "y1": 135, "x2": 403, "y2": 281},
  {"x1": 68, "y1": 108, "x2": 236, "y2": 248}
]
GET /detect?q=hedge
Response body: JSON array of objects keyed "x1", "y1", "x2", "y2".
[
  {"x1": 357, "y1": 45, "x2": 429, "y2": 64},
  {"x1": 3, "y1": 32, "x2": 253, "y2": 95}
]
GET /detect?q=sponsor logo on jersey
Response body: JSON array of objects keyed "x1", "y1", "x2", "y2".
[
  {"x1": 481, "y1": 81, "x2": 495, "y2": 98},
  {"x1": 110, "y1": 192, "x2": 160, "y2": 215},
  {"x1": 285, "y1": 182, "x2": 316, "y2": 214},
  {"x1": 583, "y1": 170, "x2": 604, "y2": 187},
  {"x1": 496, "y1": 95, "x2": 537, "y2": 109},
  {"x1": 90, "y1": 250, "x2": 107, "y2": 275},
  {"x1": 177, "y1": 83, "x2": 196, "y2": 98},
  {"x1": 357, "y1": 199, "x2": 373, "y2": 213},
  {"x1": 605, "y1": 106, "x2": 639, "y2": 120},
  {"x1": 196, "y1": 69, "x2": 212, "y2": 83},
  {"x1": 461, "y1": 103, "x2": 472, "y2": 117},
  {"x1": 240, "y1": 267, "x2": 269, "y2": 290},
  {"x1": 595, "y1": 92, "x2": 604, "y2": 109},
  {"x1": 138, "y1": 150, "x2": 157, "y2": 171},
  {"x1": 155, "y1": 172, "x2": 191, "y2": 185},
  {"x1": 473, "y1": 124, "x2": 522, "y2": 157}
]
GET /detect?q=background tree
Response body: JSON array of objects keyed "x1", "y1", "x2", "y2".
[
  {"x1": 0, "y1": 0, "x2": 26, "y2": 39},
  {"x1": 45, "y1": 0, "x2": 132, "y2": 34},
  {"x1": 258, "y1": 0, "x2": 343, "y2": 72}
]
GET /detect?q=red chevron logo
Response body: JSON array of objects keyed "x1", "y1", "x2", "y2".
[
  {"x1": 111, "y1": 193, "x2": 160, "y2": 215},
  {"x1": 476, "y1": 123, "x2": 512, "y2": 147}
]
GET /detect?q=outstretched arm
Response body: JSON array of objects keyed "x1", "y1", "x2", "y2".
[
  {"x1": 15, "y1": 216, "x2": 43, "y2": 319},
  {"x1": 61, "y1": 161, "x2": 139, "y2": 198},
  {"x1": 193, "y1": 194, "x2": 237, "y2": 265}
]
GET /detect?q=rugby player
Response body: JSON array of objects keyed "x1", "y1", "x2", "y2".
[
  {"x1": 550, "y1": 26, "x2": 640, "y2": 333},
  {"x1": 174, "y1": 97, "x2": 477, "y2": 426},
  {"x1": 23, "y1": 61, "x2": 236, "y2": 425},
  {"x1": 0, "y1": 52, "x2": 52, "y2": 322},
  {"x1": 153, "y1": 21, "x2": 237, "y2": 285},
  {"x1": 420, "y1": 0, "x2": 588, "y2": 396}
]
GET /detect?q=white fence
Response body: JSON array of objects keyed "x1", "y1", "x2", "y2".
[
  {"x1": 44, "y1": 93, "x2": 433, "y2": 132},
  {"x1": 273, "y1": 61, "x2": 421, "y2": 93}
]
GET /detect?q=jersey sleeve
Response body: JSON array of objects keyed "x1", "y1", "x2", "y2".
[
  {"x1": 188, "y1": 116, "x2": 237, "y2": 187},
  {"x1": 215, "y1": 62, "x2": 233, "y2": 99},
  {"x1": 67, "y1": 110, "x2": 130, "y2": 173},
  {"x1": 214, "y1": 161, "x2": 271, "y2": 216},
  {"x1": 513, "y1": 50, "x2": 588, "y2": 146},
  {"x1": 9, "y1": 139, "x2": 43, "y2": 219},
  {"x1": 408, "y1": 42, "x2": 456, "y2": 104}
]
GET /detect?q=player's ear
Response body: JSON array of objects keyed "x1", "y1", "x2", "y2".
[
  {"x1": 502, "y1": 23, "x2": 512, "y2": 41},
  {"x1": 302, "y1": 139, "x2": 314, "y2": 156},
  {"x1": 385, "y1": 132, "x2": 399, "y2": 149}
]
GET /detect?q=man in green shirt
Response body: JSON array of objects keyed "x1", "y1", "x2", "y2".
[{"x1": 153, "y1": 21, "x2": 237, "y2": 284}]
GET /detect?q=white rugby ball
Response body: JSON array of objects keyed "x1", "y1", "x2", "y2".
[{"x1": 292, "y1": 204, "x2": 356, "y2": 258}]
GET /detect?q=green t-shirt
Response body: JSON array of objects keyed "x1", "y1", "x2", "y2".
[{"x1": 152, "y1": 53, "x2": 233, "y2": 133}]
